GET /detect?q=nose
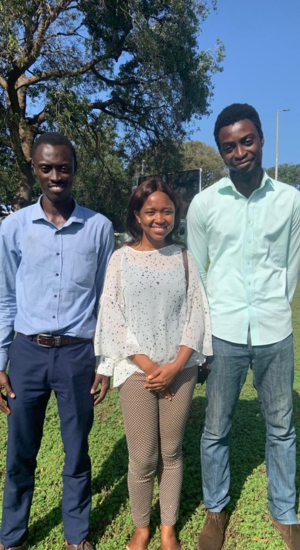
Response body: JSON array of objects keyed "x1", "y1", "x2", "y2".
[
  {"x1": 50, "y1": 168, "x2": 60, "y2": 181},
  {"x1": 235, "y1": 144, "x2": 247, "y2": 160},
  {"x1": 154, "y1": 212, "x2": 165, "y2": 224}
]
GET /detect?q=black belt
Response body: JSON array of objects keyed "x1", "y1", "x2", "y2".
[{"x1": 19, "y1": 333, "x2": 91, "y2": 348}]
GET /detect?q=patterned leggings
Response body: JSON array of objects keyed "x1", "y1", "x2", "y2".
[{"x1": 118, "y1": 366, "x2": 198, "y2": 527}]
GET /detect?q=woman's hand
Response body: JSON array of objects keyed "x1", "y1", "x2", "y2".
[{"x1": 144, "y1": 362, "x2": 180, "y2": 392}]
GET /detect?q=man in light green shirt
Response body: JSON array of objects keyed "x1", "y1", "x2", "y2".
[{"x1": 187, "y1": 103, "x2": 300, "y2": 550}]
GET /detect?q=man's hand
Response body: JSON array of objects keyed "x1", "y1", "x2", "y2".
[
  {"x1": 90, "y1": 373, "x2": 110, "y2": 406},
  {"x1": 0, "y1": 371, "x2": 16, "y2": 415}
]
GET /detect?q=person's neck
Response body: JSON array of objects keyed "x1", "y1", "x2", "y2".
[
  {"x1": 133, "y1": 235, "x2": 169, "y2": 251},
  {"x1": 230, "y1": 167, "x2": 263, "y2": 199},
  {"x1": 41, "y1": 195, "x2": 75, "y2": 228}
]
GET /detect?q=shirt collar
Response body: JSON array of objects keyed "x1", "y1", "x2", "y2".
[
  {"x1": 31, "y1": 196, "x2": 85, "y2": 225},
  {"x1": 219, "y1": 171, "x2": 274, "y2": 193}
]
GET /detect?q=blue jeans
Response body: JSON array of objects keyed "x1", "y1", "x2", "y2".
[{"x1": 201, "y1": 333, "x2": 298, "y2": 524}]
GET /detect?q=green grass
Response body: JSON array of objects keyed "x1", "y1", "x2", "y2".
[{"x1": 1, "y1": 285, "x2": 299, "y2": 549}]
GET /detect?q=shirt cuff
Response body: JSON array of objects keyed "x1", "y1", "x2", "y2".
[
  {"x1": 96, "y1": 356, "x2": 114, "y2": 377},
  {"x1": 0, "y1": 351, "x2": 9, "y2": 372}
]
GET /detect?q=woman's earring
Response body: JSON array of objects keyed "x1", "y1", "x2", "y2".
[{"x1": 138, "y1": 220, "x2": 141, "y2": 224}]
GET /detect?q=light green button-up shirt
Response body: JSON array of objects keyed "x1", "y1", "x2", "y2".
[{"x1": 186, "y1": 172, "x2": 300, "y2": 345}]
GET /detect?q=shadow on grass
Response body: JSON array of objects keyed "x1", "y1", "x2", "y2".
[
  {"x1": 28, "y1": 434, "x2": 128, "y2": 545},
  {"x1": 89, "y1": 435, "x2": 128, "y2": 540},
  {"x1": 28, "y1": 389, "x2": 300, "y2": 544}
]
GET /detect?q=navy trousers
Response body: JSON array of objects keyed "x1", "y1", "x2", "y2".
[{"x1": 0, "y1": 334, "x2": 95, "y2": 546}]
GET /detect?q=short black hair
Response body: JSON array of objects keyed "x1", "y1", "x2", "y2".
[
  {"x1": 32, "y1": 132, "x2": 77, "y2": 170},
  {"x1": 214, "y1": 103, "x2": 263, "y2": 150}
]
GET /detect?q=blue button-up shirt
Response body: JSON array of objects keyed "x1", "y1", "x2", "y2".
[
  {"x1": 186, "y1": 173, "x2": 300, "y2": 346},
  {"x1": 0, "y1": 197, "x2": 114, "y2": 371}
]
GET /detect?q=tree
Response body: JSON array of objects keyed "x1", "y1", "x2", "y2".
[
  {"x1": 266, "y1": 164, "x2": 300, "y2": 186},
  {"x1": 128, "y1": 139, "x2": 225, "y2": 188},
  {"x1": 0, "y1": 0, "x2": 223, "y2": 208},
  {"x1": 180, "y1": 140, "x2": 226, "y2": 187},
  {"x1": 70, "y1": 119, "x2": 131, "y2": 230}
]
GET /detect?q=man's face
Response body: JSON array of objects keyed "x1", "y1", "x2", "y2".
[
  {"x1": 33, "y1": 143, "x2": 75, "y2": 203},
  {"x1": 218, "y1": 119, "x2": 264, "y2": 176}
]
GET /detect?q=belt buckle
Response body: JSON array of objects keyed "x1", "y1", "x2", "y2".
[{"x1": 36, "y1": 333, "x2": 53, "y2": 348}]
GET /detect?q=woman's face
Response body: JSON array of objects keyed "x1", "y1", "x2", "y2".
[{"x1": 135, "y1": 191, "x2": 176, "y2": 246}]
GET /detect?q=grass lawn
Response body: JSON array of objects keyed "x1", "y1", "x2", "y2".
[{"x1": 0, "y1": 284, "x2": 299, "y2": 549}]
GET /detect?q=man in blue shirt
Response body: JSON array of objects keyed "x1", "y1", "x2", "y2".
[
  {"x1": 0, "y1": 133, "x2": 114, "y2": 550},
  {"x1": 187, "y1": 104, "x2": 300, "y2": 550}
]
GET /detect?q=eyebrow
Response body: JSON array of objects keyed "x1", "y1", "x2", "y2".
[{"x1": 221, "y1": 133, "x2": 256, "y2": 146}]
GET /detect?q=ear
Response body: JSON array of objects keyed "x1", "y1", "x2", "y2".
[
  {"x1": 134, "y1": 210, "x2": 141, "y2": 224},
  {"x1": 261, "y1": 133, "x2": 265, "y2": 147}
]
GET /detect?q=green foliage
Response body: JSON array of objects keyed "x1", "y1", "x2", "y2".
[
  {"x1": 128, "y1": 140, "x2": 226, "y2": 189},
  {"x1": 267, "y1": 163, "x2": 300, "y2": 185},
  {"x1": 180, "y1": 140, "x2": 226, "y2": 187},
  {"x1": 0, "y1": 150, "x2": 19, "y2": 209},
  {"x1": 1, "y1": 285, "x2": 299, "y2": 548},
  {"x1": 71, "y1": 120, "x2": 131, "y2": 230},
  {"x1": 0, "y1": 0, "x2": 224, "y2": 207}
]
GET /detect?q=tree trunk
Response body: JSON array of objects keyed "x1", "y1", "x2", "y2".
[{"x1": 12, "y1": 161, "x2": 35, "y2": 210}]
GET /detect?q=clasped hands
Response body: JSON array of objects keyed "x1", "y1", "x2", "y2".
[{"x1": 144, "y1": 362, "x2": 181, "y2": 400}]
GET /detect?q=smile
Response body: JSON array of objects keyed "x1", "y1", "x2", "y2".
[
  {"x1": 49, "y1": 183, "x2": 67, "y2": 188},
  {"x1": 235, "y1": 159, "x2": 253, "y2": 167}
]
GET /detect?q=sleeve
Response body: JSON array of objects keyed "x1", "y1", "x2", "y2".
[
  {"x1": 186, "y1": 194, "x2": 208, "y2": 287},
  {"x1": 287, "y1": 191, "x2": 300, "y2": 302},
  {"x1": 0, "y1": 220, "x2": 21, "y2": 371},
  {"x1": 180, "y1": 251, "x2": 213, "y2": 360},
  {"x1": 94, "y1": 249, "x2": 142, "y2": 375},
  {"x1": 94, "y1": 221, "x2": 115, "y2": 313}
]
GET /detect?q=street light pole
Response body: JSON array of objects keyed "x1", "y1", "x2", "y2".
[
  {"x1": 199, "y1": 167, "x2": 203, "y2": 193},
  {"x1": 275, "y1": 109, "x2": 290, "y2": 180}
]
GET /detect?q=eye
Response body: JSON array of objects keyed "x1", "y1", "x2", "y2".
[
  {"x1": 244, "y1": 138, "x2": 254, "y2": 146},
  {"x1": 40, "y1": 166, "x2": 51, "y2": 172},
  {"x1": 60, "y1": 165, "x2": 70, "y2": 173},
  {"x1": 223, "y1": 145, "x2": 233, "y2": 153}
]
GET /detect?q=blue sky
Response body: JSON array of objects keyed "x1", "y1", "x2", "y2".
[{"x1": 191, "y1": 0, "x2": 300, "y2": 169}]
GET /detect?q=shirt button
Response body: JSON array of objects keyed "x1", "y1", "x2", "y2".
[
  {"x1": 248, "y1": 241, "x2": 251, "y2": 244},
  {"x1": 56, "y1": 273, "x2": 59, "y2": 276},
  {"x1": 52, "y1": 315, "x2": 56, "y2": 318},
  {"x1": 56, "y1": 252, "x2": 60, "y2": 256},
  {"x1": 54, "y1": 294, "x2": 57, "y2": 298}
]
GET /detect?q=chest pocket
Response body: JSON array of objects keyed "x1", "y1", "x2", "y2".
[{"x1": 72, "y1": 250, "x2": 98, "y2": 286}]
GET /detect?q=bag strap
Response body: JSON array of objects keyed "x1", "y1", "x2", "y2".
[{"x1": 182, "y1": 248, "x2": 189, "y2": 289}]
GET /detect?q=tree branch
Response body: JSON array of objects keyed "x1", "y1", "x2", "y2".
[
  {"x1": 91, "y1": 66, "x2": 145, "y2": 88},
  {"x1": 0, "y1": 77, "x2": 8, "y2": 91},
  {"x1": 16, "y1": 52, "x2": 115, "y2": 89},
  {"x1": 27, "y1": 110, "x2": 47, "y2": 126}
]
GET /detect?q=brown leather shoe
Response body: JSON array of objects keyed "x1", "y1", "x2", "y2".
[
  {"x1": 0, "y1": 542, "x2": 29, "y2": 550},
  {"x1": 65, "y1": 541, "x2": 93, "y2": 550},
  {"x1": 271, "y1": 518, "x2": 300, "y2": 550},
  {"x1": 197, "y1": 510, "x2": 228, "y2": 550}
]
